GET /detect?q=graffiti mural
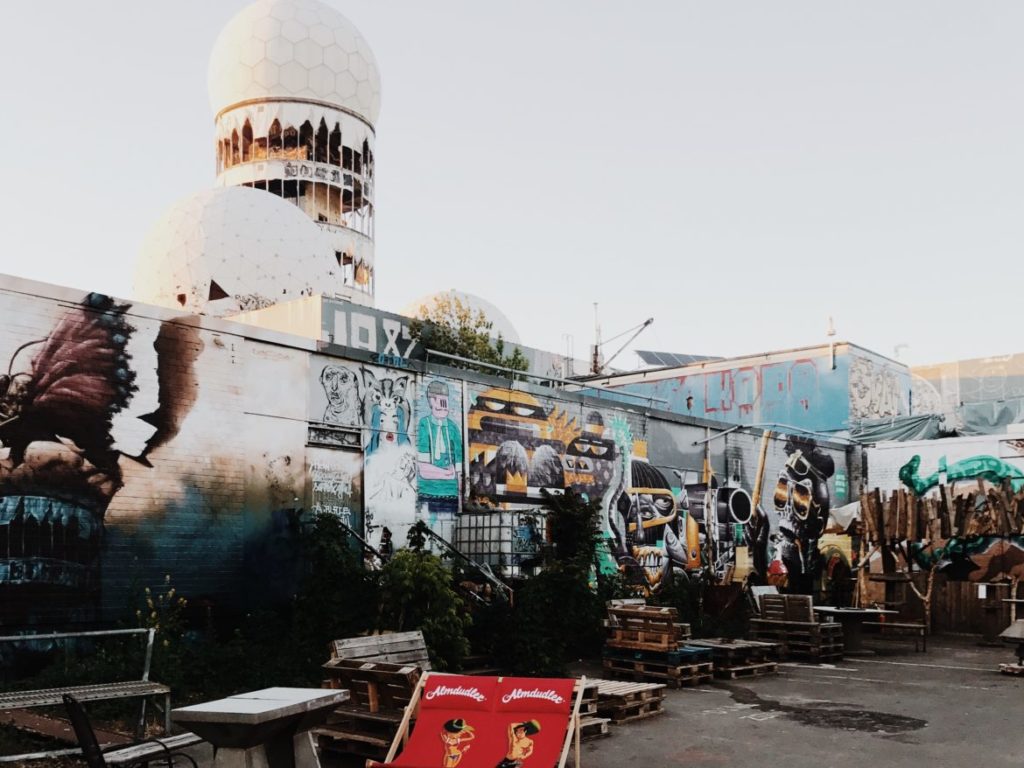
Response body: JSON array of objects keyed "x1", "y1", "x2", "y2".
[
  {"x1": 468, "y1": 388, "x2": 615, "y2": 506},
  {"x1": 771, "y1": 437, "x2": 835, "y2": 594},
  {"x1": 900, "y1": 454, "x2": 1024, "y2": 496},
  {"x1": 0, "y1": 293, "x2": 196, "y2": 626},
  {"x1": 912, "y1": 537, "x2": 1024, "y2": 582},
  {"x1": 312, "y1": 360, "x2": 417, "y2": 549},
  {"x1": 607, "y1": 449, "x2": 699, "y2": 591},
  {"x1": 849, "y1": 354, "x2": 905, "y2": 421},
  {"x1": 415, "y1": 378, "x2": 463, "y2": 543}
]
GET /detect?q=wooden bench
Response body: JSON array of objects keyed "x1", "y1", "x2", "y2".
[
  {"x1": 328, "y1": 631, "x2": 432, "y2": 671},
  {"x1": 0, "y1": 628, "x2": 174, "y2": 763},
  {"x1": 862, "y1": 621, "x2": 927, "y2": 652}
]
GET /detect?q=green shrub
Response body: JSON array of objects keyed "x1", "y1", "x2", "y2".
[{"x1": 377, "y1": 548, "x2": 470, "y2": 671}]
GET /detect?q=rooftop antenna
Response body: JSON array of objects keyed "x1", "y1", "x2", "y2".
[
  {"x1": 591, "y1": 308, "x2": 655, "y2": 375},
  {"x1": 827, "y1": 316, "x2": 837, "y2": 370}
]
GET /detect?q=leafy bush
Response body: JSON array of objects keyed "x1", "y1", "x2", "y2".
[{"x1": 377, "y1": 547, "x2": 471, "y2": 671}]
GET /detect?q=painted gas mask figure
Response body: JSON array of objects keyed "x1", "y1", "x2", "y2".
[
  {"x1": 609, "y1": 460, "x2": 689, "y2": 592},
  {"x1": 774, "y1": 438, "x2": 835, "y2": 595}
]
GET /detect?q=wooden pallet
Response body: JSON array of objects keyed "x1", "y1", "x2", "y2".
[
  {"x1": 603, "y1": 643, "x2": 713, "y2": 665},
  {"x1": 579, "y1": 715, "x2": 612, "y2": 740},
  {"x1": 714, "y1": 661, "x2": 778, "y2": 680},
  {"x1": 602, "y1": 657, "x2": 714, "y2": 688},
  {"x1": 749, "y1": 623, "x2": 844, "y2": 661},
  {"x1": 687, "y1": 638, "x2": 780, "y2": 663},
  {"x1": 591, "y1": 678, "x2": 666, "y2": 722}
]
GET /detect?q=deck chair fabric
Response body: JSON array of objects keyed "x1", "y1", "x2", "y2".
[{"x1": 378, "y1": 674, "x2": 580, "y2": 768}]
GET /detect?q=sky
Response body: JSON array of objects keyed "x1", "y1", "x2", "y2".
[{"x1": 2, "y1": 1, "x2": 1023, "y2": 369}]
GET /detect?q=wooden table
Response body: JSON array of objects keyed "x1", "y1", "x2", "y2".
[
  {"x1": 812, "y1": 607, "x2": 897, "y2": 655},
  {"x1": 171, "y1": 687, "x2": 348, "y2": 768}
]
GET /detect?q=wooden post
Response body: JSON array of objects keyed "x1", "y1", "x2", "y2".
[{"x1": 751, "y1": 430, "x2": 772, "y2": 511}]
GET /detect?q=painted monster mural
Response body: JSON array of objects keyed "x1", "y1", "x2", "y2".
[
  {"x1": 467, "y1": 388, "x2": 617, "y2": 506},
  {"x1": 467, "y1": 386, "x2": 776, "y2": 593},
  {"x1": 0, "y1": 293, "x2": 189, "y2": 627},
  {"x1": 607, "y1": 454, "x2": 699, "y2": 591}
]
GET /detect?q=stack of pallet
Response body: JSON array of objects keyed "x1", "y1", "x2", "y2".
[
  {"x1": 687, "y1": 638, "x2": 779, "y2": 679},
  {"x1": 750, "y1": 595, "x2": 844, "y2": 661},
  {"x1": 592, "y1": 679, "x2": 667, "y2": 723},
  {"x1": 577, "y1": 681, "x2": 612, "y2": 741},
  {"x1": 317, "y1": 658, "x2": 421, "y2": 762},
  {"x1": 602, "y1": 605, "x2": 714, "y2": 688}
]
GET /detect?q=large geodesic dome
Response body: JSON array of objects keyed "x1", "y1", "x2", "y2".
[
  {"x1": 208, "y1": 0, "x2": 381, "y2": 124},
  {"x1": 135, "y1": 186, "x2": 338, "y2": 316}
]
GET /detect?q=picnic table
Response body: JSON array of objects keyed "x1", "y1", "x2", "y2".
[
  {"x1": 812, "y1": 607, "x2": 897, "y2": 655},
  {"x1": 171, "y1": 687, "x2": 348, "y2": 768}
]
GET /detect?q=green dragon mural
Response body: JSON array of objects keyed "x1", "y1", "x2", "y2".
[{"x1": 899, "y1": 454, "x2": 1024, "y2": 496}]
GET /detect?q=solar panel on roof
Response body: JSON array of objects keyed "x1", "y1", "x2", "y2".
[{"x1": 636, "y1": 350, "x2": 722, "y2": 367}]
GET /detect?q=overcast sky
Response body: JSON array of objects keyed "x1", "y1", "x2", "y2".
[{"x1": 2, "y1": 1, "x2": 1022, "y2": 368}]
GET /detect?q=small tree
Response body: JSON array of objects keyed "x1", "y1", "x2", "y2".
[
  {"x1": 377, "y1": 538, "x2": 471, "y2": 671},
  {"x1": 410, "y1": 294, "x2": 529, "y2": 373}
]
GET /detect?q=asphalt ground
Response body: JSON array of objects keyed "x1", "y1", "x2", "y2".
[
  {"x1": 170, "y1": 636, "x2": 1021, "y2": 768},
  {"x1": 577, "y1": 637, "x2": 1023, "y2": 768}
]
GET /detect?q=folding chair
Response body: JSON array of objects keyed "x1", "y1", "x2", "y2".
[{"x1": 368, "y1": 673, "x2": 585, "y2": 768}]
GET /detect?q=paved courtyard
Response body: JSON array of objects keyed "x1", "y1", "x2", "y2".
[{"x1": 578, "y1": 637, "x2": 1022, "y2": 768}]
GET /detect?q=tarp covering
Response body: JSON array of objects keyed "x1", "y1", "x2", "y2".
[
  {"x1": 958, "y1": 397, "x2": 1024, "y2": 436},
  {"x1": 849, "y1": 414, "x2": 943, "y2": 443}
]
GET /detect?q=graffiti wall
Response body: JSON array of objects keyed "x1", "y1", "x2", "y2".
[
  {"x1": 913, "y1": 352, "x2": 1024, "y2": 433},
  {"x1": 309, "y1": 357, "x2": 418, "y2": 550},
  {"x1": 464, "y1": 383, "x2": 848, "y2": 594},
  {"x1": 866, "y1": 435, "x2": 1024, "y2": 494},
  {"x1": 0, "y1": 275, "x2": 860, "y2": 631},
  {"x1": 597, "y1": 343, "x2": 910, "y2": 433}
]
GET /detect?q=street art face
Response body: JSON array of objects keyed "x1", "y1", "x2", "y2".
[
  {"x1": 608, "y1": 459, "x2": 695, "y2": 591},
  {"x1": 313, "y1": 361, "x2": 417, "y2": 549},
  {"x1": 0, "y1": 294, "x2": 191, "y2": 626},
  {"x1": 320, "y1": 365, "x2": 361, "y2": 426},
  {"x1": 361, "y1": 367, "x2": 410, "y2": 453},
  {"x1": 773, "y1": 438, "x2": 834, "y2": 594}
]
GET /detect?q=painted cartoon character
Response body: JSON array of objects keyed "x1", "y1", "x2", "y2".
[
  {"x1": 320, "y1": 365, "x2": 361, "y2": 426},
  {"x1": 361, "y1": 367, "x2": 410, "y2": 453},
  {"x1": 495, "y1": 720, "x2": 540, "y2": 767},
  {"x1": 417, "y1": 380, "x2": 463, "y2": 499},
  {"x1": 774, "y1": 437, "x2": 834, "y2": 595},
  {"x1": 440, "y1": 718, "x2": 475, "y2": 767}
]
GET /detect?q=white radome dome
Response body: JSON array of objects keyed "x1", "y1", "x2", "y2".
[
  {"x1": 405, "y1": 290, "x2": 521, "y2": 345},
  {"x1": 135, "y1": 186, "x2": 339, "y2": 316},
  {"x1": 208, "y1": 0, "x2": 381, "y2": 124}
]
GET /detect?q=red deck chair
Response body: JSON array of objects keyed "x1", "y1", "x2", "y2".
[{"x1": 368, "y1": 673, "x2": 585, "y2": 768}]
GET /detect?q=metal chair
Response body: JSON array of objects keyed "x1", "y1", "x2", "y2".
[{"x1": 62, "y1": 693, "x2": 199, "y2": 767}]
